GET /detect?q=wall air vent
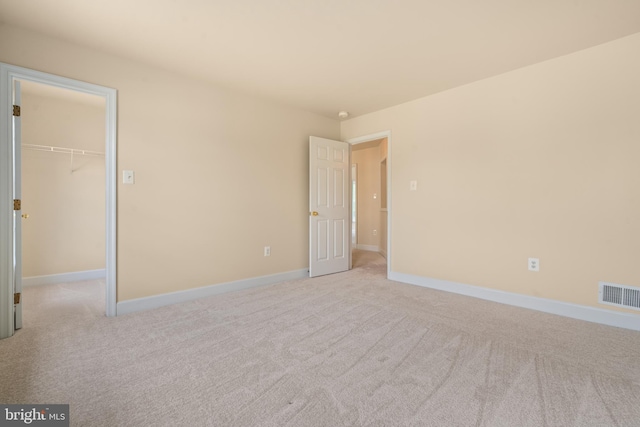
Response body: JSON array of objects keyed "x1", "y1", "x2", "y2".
[{"x1": 599, "y1": 282, "x2": 640, "y2": 311}]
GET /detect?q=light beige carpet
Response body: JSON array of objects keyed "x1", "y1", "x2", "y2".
[{"x1": 1, "y1": 250, "x2": 640, "y2": 426}]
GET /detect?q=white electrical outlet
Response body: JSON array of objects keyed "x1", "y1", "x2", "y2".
[
  {"x1": 264, "y1": 246, "x2": 271, "y2": 257},
  {"x1": 528, "y1": 258, "x2": 539, "y2": 272},
  {"x1": 410, "y1": 180, "x2": 418, "y2": 191},
  {"x1": 373, "y1": 230, "x2": 377, "y2": 236}
]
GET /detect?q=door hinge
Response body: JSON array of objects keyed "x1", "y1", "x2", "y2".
[
  {"x1": 14, "y1": 293, "x2": 21, "y2": 305},
  {"x1": 13, "y1": 199, "x2": 21, "y2": 211},
  {"x1": 13, "y1": 105, "x2": 21, "y2": 117}
]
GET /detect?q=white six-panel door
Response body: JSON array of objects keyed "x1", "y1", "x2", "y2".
[{"x1": 309, "y1": 136, "x2": 350, "y2": 277}]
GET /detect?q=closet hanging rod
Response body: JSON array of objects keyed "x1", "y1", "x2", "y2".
[{"x1": 22, "y1": 144, "x2": 104, "y2": 157}]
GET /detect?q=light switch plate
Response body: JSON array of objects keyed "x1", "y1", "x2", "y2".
[
  {"x1": 410, "y1": 180, "x2": 418, "y2": 191},
  {"x1": 123, "y1": 170, "x2": 135, "y2": 184}
]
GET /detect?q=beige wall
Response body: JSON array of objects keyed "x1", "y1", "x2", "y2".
[
  {"x1": 342, "y1": 32, "x2": 640, "y2": 313},
  {"x1": 0, "y1": 24, "x2": 340, "y2": 301},
  {"x1": 21, "y1": 89, "x2": 106, "y2": 276}
]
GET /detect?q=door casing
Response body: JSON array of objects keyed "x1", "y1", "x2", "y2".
[{"x1": 0, "y1": 62, "x2": 118, "y2": 339}]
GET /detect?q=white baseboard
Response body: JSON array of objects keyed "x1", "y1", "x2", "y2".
[
  {"x1": 23, "y1": 269, "x2": 106, "y2": 287},
  {"x1": 356, "y1": 244, "x2": 379, "y2": 252},
  {"x1": 117, "y1": 269, "x2": 308, "y2": 316},
  {"x1": 390, "y1": 271, "x2": 640, "y2": 332}
]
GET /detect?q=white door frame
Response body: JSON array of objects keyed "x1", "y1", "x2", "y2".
[
  {"x1": 347, "y1": 130, "x2": 391, "y2": 278},
  {"x1": 0, "y1": 63, "x2": 117, "y2": 338}
]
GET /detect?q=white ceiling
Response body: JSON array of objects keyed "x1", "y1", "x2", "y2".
[{"x1": 2, "y1": 0, "x2": 640, "y2": 119}]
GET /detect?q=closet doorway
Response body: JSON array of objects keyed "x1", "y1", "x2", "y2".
[{"x1": 19, "y1": 81, "x2": 107, "y2": 312}]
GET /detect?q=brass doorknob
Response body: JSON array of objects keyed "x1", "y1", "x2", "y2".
[
  {"x1": 311, "y1": 211, "x2": 319, "y2": 216},
  {"x1": 21, "y1": 214, "x2": 29, "y2": 219}
]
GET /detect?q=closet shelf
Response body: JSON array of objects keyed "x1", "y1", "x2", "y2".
[{"x1": 22, "y1": 144, "x2": 104, "y2": 157}]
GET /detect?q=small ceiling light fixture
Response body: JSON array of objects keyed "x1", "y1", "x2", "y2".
[{"x1": 338, "y1": 111, "x2": 350, "y2": 119}]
